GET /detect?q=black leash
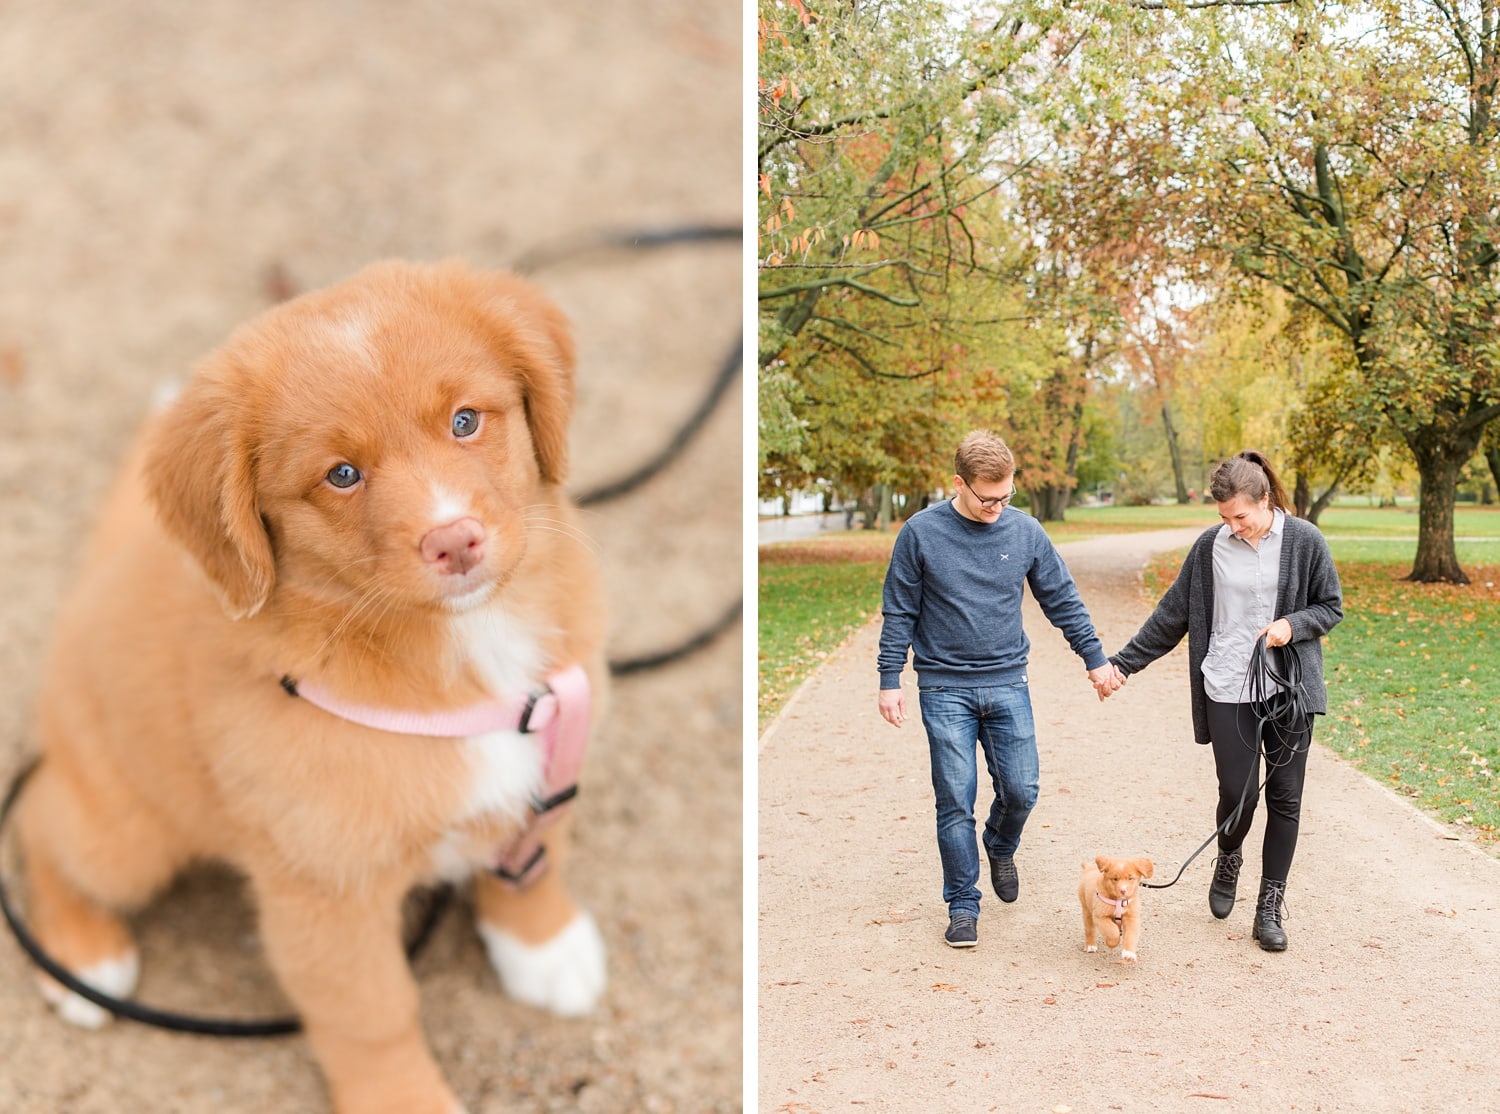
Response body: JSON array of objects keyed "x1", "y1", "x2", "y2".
[
  {"x1": 1142, "y1": 633, "x2": 1310, "y2": 891},
  {"x1": 0, "y1": 223, "x2": 740, "y2": 1035},
  {"x1": 520, "y1": 222, "x2": 743, "y2": 675}
]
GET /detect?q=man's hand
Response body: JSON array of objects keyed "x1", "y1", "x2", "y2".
[
  {"x1": 1088, "y1": 663, "x2": 1126, "y2": 702},
  {"x1": 878, "y1": 688, "x2": 906, "y2": 727}
]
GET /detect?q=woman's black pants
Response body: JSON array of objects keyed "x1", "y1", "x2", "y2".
[{"x1": 1205, "y1": 699, "x2": 1313, "y2": 883}]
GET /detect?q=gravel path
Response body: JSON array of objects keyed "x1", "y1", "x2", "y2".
[
  {"x1": 0, "y1": 5, "x2": 739, "y2": 1112},
  {"x1": 759, "y1": 528, "x2": 1500, "y2": 1113}
]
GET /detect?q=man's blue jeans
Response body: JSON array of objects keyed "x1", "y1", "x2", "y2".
[{"x1": 918, "y1": 682, "x2": 1039, "y2": 918}]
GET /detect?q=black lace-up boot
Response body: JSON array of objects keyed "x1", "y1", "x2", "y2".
[
  {"x1": 1252, "y1": 878, "x2": 1288, "y2": 952},
  {"x1": 1207, "y1": 846, "x2": 1243, "y2": 920}
]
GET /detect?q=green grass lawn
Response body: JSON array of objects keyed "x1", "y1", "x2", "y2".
[
  {"x1": 758, "y1": 534, "x2": 895, "y2": 730},
  {"x1": 761, "y1": 507, "x2": 1500, "y2": 844}
]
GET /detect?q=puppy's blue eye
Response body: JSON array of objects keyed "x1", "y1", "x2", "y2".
[
  {"x1": 327, "y1": 463, "x2": 362, "y2": 489},
  {"x1": 452, "y1": 408, "x2": 480, "y2": 438}
]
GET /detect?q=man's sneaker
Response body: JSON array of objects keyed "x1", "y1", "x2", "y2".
[
  {"x1": 944, "y1": 912, "x2": 978, "y2": 948},
  {"x1": 988, "y1": 853, "x2": 1019, "y2": 903}
]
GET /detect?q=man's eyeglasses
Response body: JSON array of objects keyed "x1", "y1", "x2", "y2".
[{"x1": 963, "y1": 479, "x2": 1015, "y2": 509}]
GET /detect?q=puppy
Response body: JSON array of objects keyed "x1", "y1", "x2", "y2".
[
  {"x1": 1078, "y1": 855, "x2": 1154, "y2": 963},
  {"x1": 16, "y1": 261, "x2": 609, "y2": 1114}
]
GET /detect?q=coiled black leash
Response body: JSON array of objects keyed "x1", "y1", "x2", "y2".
[
  {"x1": 0, "y1": 223, "x2": 740, "y2": 1035},
  {"x1": 1142, "y1": 633, "x2": 1310, "y2": 891}
]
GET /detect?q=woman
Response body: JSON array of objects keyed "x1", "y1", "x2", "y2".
[{"x1": 1109, "y1": 451, "x2": 1343, "y2": 952}]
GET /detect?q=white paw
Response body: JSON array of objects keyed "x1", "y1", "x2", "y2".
[
  {"x1": 1121, "y1": 950, "x2": 1137, "y2": 961},
  {"x1": 478, "y1": 910, "x2": 606, "y2": 1017},
  {"x1": 1084, "y1": 944, "x2": 1097, "y2": 953},
  {"x1": 37, "y1": 950, "x2": 139, "y2": 1030}
]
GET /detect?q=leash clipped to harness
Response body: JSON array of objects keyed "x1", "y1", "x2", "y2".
[{"x1": 1142, "y1": 633, "x2": 1309, "y2": 891}]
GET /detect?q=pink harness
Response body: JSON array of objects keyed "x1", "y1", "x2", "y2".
[
  {"x1": 1096, "y1": 892, "x2": 1132, "y2": 922},
  {"x1": 278, "y1": 663, "x2": 590, "y2": 890}
]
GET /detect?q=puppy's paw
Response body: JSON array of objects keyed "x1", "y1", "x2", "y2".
[
  {"x1": 1084, "y1": 944, "x2": 1098, "y2": 953},
  {"x1": 478, "y1": 910, "x2": 606, "y2": 1017},
  {"x1": 36, "y1": 949, "x2": 140, "y2": 1030},
  {"x1": 1117, "y1": 951, "x2": 1138, "y2": 964}
]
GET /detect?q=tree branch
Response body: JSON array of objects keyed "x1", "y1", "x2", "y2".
[
  {"x1": 808, "y1": 330, "x2": 944, "y2": 380},
  {"x1": 758, "y1": 263, "x2": 919, "y2": 302}
]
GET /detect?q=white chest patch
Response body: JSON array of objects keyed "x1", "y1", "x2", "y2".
[
  {"x1": 450, "y1": 604, "x2": 546, "y2": 697},
  {"x1": 430, "y1": 604, "x2": 551, "y2": 875},
  {"x1": 458, "y1": 727, "x2": 544, "y2": 824}
]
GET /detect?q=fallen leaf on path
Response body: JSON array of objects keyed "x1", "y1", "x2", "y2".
[
  {"x1": 1186, "y1": 1094, "x2": 1230, "y2": 1101},
  {"x1": 0, "y1": 347, "x2": 23, "y2": 387},
  {"x1": 1424, "y1": 906, "x2": 1457, "y2": 917},
  {"x1": 932, "y1": 983, "x2": 958, "y2": 992},
  {"x1": 1042, "y1": 995, "x2": 1057, "y2": 1005},
  {"x1": 1096, "y1": 981, "x2": 1117, "y2": 988}
]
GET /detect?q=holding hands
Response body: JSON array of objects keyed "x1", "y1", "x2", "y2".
[{"x1": 1088, "y1": 662, "x2": 1127, "y2": 702}]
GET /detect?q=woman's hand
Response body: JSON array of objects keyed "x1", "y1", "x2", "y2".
[{"x1": 1259, "y1": 618, "x2": 1294, "y2": 648}]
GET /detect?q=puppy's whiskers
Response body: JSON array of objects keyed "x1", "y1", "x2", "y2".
[{"x1": 520, "y1": 507, "x2": 598, "y2": 553}]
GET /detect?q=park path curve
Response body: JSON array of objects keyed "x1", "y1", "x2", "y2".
[{"x1": 759, "y1": 528, "x2": 1500, "y2": 1113}]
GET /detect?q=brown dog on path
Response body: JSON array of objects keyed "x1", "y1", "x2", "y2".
[{"x1": 1079, "y1": 855, "x2": 1154, "y2": 963}]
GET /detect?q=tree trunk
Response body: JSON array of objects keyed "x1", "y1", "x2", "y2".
[
  {"x1": 1293, "y1": 473, "x2": 1311, "y2": 519},
  {"x1": 1405, "y1": 432, "x2": 1477, "y2": 583},
  {"x1": 1031, "y1": 484, "x2": 1069, "y2": 522},
  {"x1": 1486, "y1": 440, "x2": 1500, "y2": 498},
  {"x1": 875, "y1": 483, "x2": 894, "y2": 531},
  {"x1": 1161, "y1": 399, "x2": 1189, "y2": 504},
  {"x1": 1306, "y1": 482, "x2": 1338, "y2": 525}
]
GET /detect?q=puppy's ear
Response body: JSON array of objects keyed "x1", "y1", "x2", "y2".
[
  {"x1": 1136, "y1": 858, "x2": 1155, "y2": 879},
  {"x1": 463, "y1": 266, "x2": 576, "y2": 484},
  {"x1": 1095, "y1": 855, "x2": 1112, "y2": 874},
  {"x1": 144, "y1": 361, "x2": 274, "y2": 619}
]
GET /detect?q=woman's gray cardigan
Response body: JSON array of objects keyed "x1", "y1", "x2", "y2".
[{"x1": 1109, "y1": 516, "x2": 1344, "y2": 745}]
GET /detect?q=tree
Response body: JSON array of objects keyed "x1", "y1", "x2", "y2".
[
  {"x1": 1175, "y1": 1, "x2": 1498, "y2": 578},
  {"x1": 757, "y1": 0, "x2": 1055, "y2": 492}
]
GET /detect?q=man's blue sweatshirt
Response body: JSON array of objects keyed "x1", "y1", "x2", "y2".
[{"x1": 877, "y1": 500, "x2": 1107, "y2": 689}]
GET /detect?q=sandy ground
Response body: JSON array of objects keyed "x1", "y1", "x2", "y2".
[
  {"x1": 0, "y1": 4, "x2": 740, "y2": 1112},
  {"x1": 759, "y1": 528, "x2": 1500, "y2": 1113}
]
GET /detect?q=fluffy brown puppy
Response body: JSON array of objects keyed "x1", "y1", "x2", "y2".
[
  {"x1": 1078, "y1": 855, "x2": 1154, "y2": 964},
  {"x1": 15, "y1": 261, "x2": 609, "y2": 1114}
]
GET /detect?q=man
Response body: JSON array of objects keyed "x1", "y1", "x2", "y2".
[{"x1": 878, "y1": 430, "x2": 1121, "y2": 948}]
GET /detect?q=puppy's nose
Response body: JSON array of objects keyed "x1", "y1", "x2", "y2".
[{"x1": 420, "y1": 517, "x2": 485, "y2": 575}]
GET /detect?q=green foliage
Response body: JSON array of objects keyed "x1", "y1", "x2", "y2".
[
  {"x1": 757, "y1": 0, "x2": 1110, "y2": 512},
  {"x1": 1016, "y1": 0, "x2": 1500, "y2": 576}
]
